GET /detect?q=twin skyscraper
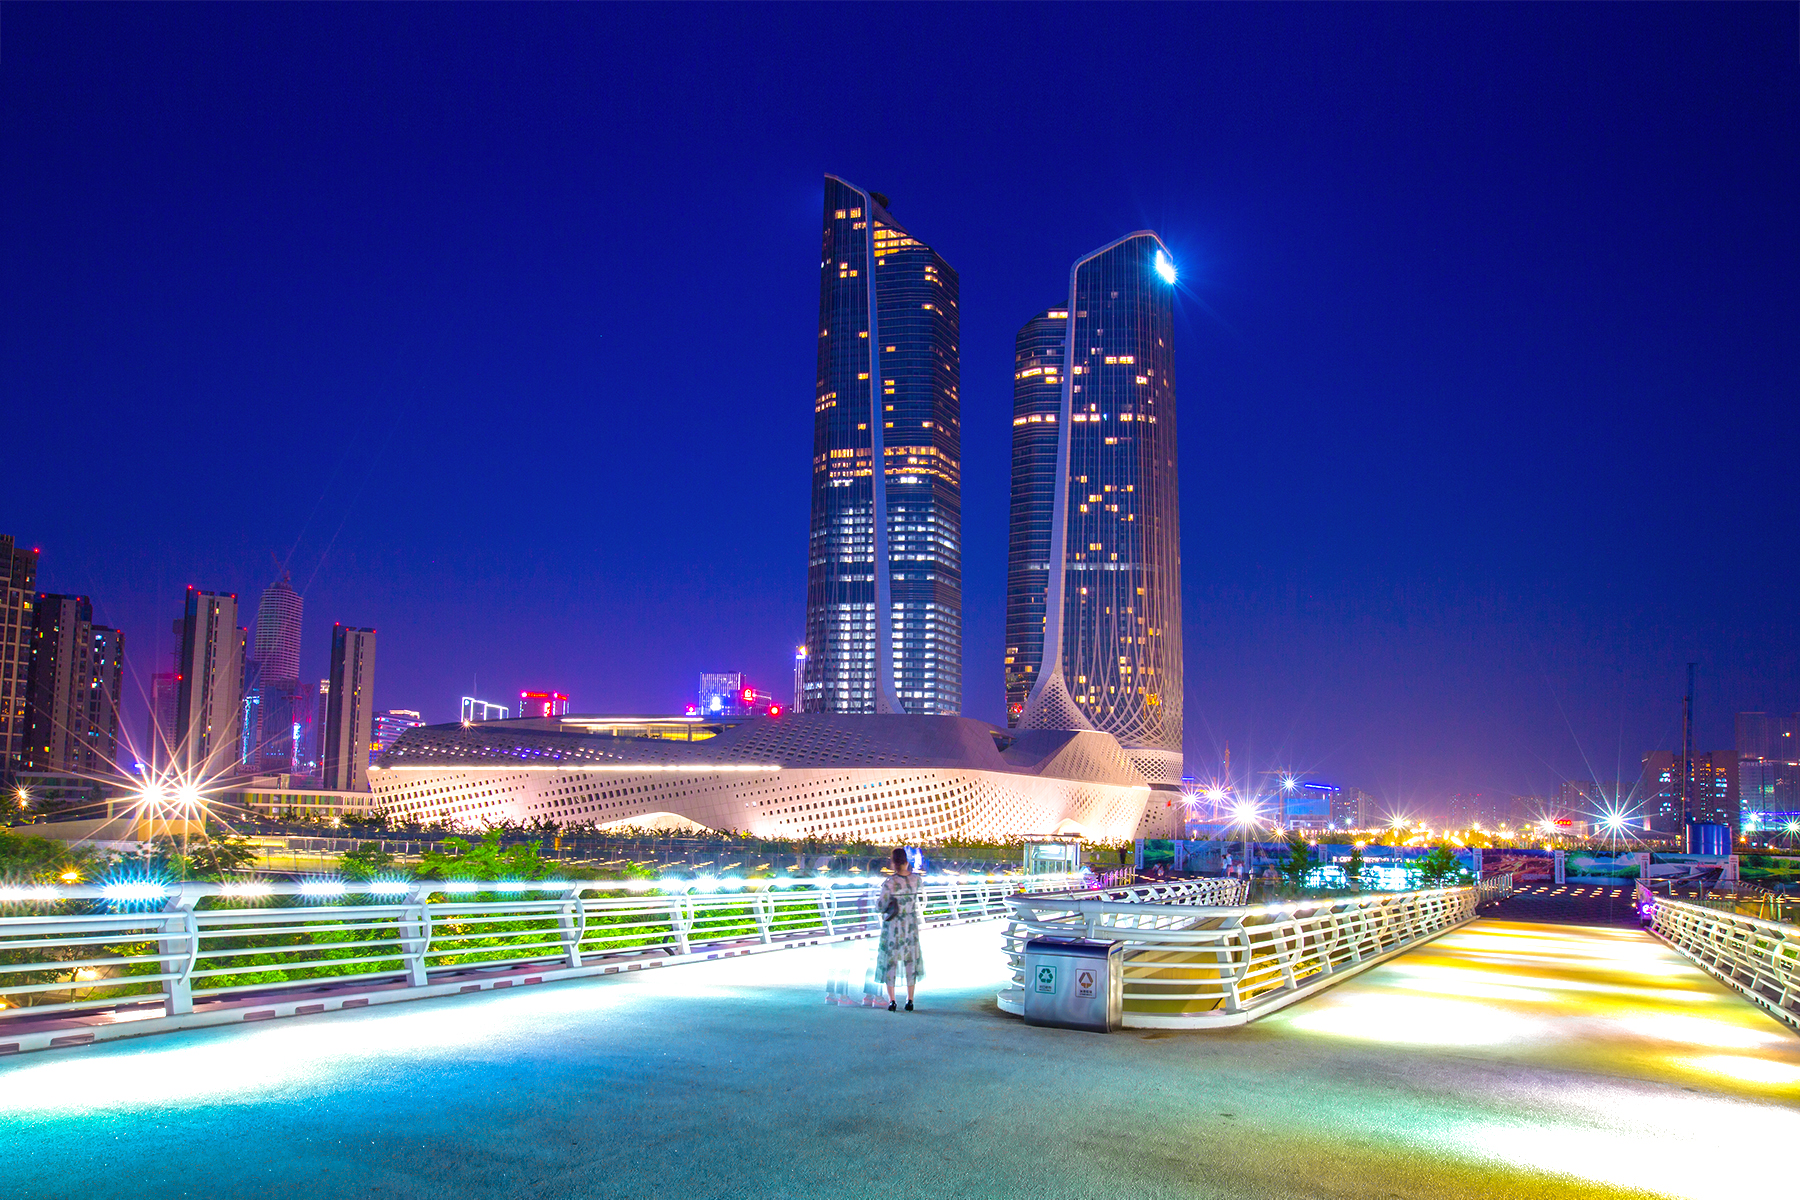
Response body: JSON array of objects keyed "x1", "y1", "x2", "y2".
[{"x1": 802, "y1": 175, "x2": 1185, "y2": 785}]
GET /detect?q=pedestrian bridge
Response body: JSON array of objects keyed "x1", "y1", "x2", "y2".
[{"x1": 3, "y1": 890, "x2": 1796, "y2": 1200}]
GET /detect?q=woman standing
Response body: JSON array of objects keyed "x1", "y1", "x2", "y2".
[{"x1": 875, "y1": 846, "x2": 925, "y2": 1011}]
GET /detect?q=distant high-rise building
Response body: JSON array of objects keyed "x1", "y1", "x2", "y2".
[
  {"x1": 1019, "y1": 233, "x2": 1184, "y2": 786},
  {"x1": 792, "y1": 645, "x2": 806, "y2": 710},
  {"x1": 1640, "y1": 750, "x2": 1738, "y2": 836},
  {"x1": 1736, "y1": 712, "x2": 1800, "y2": 833},
  {"x1": 175, "y1": 587, "x2": 243, "y2": 777},
  {"x1": 307, "y1": 679, "x2": 331, "y2": 777},
  {"x1": 22, "y1": 594, "x2": 124, "y2": 776},
  {"x1": 518, "y1": 691, "x2": 569, "y2": 720},
  {"x1": 803, "y1": 176, "x2": 962, "y2": 717},
  {"x1": 696, "y1": 673, "x2": 781, "y2": 718},
  {"x1": 459, "y1": 697, "x2": 508, "y2": 723},
  {"x1": 1554, "y1": 779, "x2": 1611, "y2": 817},
  {"x1": 1331, "y1": 786, "x2": 1380, "y2": 828},
  {"x1": 148, "y1": 669, "x2": 180, "y2": 773},
  {"x1": 1449, "y1": 792, "x2": 1514, "y2": 828},
  {"x1": 371, "y1": 709, "x2": 424, "y2": 765},
  {"x1": 247, "y1": 576, "x2": 305, "y2": 772},
  {"x1": 1004, "y1": 308, "x2": 1069, "y2": 726},
  {"x1": 322, "y1": 625, "x2": 376, "y2": 792},
  {"x1": 251, "y1": 576, "x2": 303, "y2": 682},
  {"x1": 1, "y1": 535, "x2": 40, "y2": 778}
]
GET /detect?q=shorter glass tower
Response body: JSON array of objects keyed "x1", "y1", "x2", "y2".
[{"x1": 1021, "y1": 232, "x2": 1184, "y2": 785}]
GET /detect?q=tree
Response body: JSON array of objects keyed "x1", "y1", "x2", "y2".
[
  {"x1": 0, "y1": 828, "x2": 103, "y2": 883},
  {"x1": 1346, "y1": 845, "x2": 1364, "y2": 888},
  {"x1": 417, "y1": 830, "x2": 553, "y2": 881},
  {"x1": 341, "y1": 841, "x2": 397, "y2": 879},
  {"x1": 1416, "y1": 845, "x2": 1466, "y2": 887},
  {"x1": 1280, "y1": 836, "x2": 1313, "y2": 891}
]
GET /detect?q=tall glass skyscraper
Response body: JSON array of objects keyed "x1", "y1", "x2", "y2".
[
  {"x1": 1004, "y1": 308, "x2": 1068, "y2": 725},
  {"x1": 1019, "y1": 232, "x2": 1184, "y2": 785},
  {"x1": 249, "y1": 575, "x2": 304, "y2": 772},
  {"x1": 804, "y1": 176, "x2": 961, "y2": 715}
]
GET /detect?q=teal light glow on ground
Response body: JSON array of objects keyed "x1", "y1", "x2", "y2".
[{"x1": 7, "y1": 919, "x2": 1796, "y2": 1199}]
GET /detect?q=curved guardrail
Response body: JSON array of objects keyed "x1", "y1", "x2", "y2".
[
  {"x1": 1635, "y1": 882, "x2": 1800, "y2": 1032},
  {"x1": 0, "y1": 873, "x2": 1081, "y2": 1049},
  {"x1": 999, "y1": 874, "x2": 1512, "y2": 1028}
]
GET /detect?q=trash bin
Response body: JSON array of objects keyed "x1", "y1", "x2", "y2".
[{"x1": 1023, "y1": 936, "x2": 1123, "y2": 1032}]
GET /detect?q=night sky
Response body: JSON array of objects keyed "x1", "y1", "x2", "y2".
[{"x1": 5, "y1": 5, "x2": 1796, "y2": 815}]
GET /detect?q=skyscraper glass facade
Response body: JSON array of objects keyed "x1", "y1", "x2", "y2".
[
  {"x1": 1004, "y1": 309, "x2": 1068, "y2": 726},
  {"x1": 249, "y1": 576, "x2": 304, "y2": 773},
  {"x1": 804, "y1": 176, "x2": 961, "y2": 715},
  {"x1": 1021, "y1": 233, "x2": 1184, "y2": 784}
]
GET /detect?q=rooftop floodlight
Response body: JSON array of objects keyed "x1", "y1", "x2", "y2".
[
  {"x1": 1282, "y1": 776, "x2": 1297, "y2": 792},
  {"x1": 1154, "y1": 249, "x2": 1177, "y2": 284},
  {"x1": 1204, "y1": 786, "x2": 1225, "y2": 803}
]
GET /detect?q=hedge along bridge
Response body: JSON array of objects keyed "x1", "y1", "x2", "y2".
[
  {"x1": 0, "y1": 872, "x2": 1092, "y2": 1055},
  {"x1": 999, "y1": 875, "x2": 1514, "y2": 1028}
]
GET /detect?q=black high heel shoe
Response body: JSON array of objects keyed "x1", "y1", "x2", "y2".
[
  {"x1": 888, "y1": 1001, "x2": 896, "y2": 1011},
  {"x1": 905, "y1": 1001, "x2": 914, "y2": 1011}
]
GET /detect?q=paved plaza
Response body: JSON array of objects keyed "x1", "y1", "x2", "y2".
[{"x1": 7, "y1": 918, "x2": 1797, "y2": 1200}]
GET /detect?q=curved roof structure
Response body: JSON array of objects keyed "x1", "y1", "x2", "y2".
[{"x1": 374, "y1": 713, "x2": 1160, "y2": 841}]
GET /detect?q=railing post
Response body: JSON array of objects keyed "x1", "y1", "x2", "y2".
[
  {"x1": 558, "y1": 885, "x2": 586, "y2": 967},
  {"x1": 159, "y1": 883, "x2": 201, "y2": 1016},
  {"x1": 753, "y1": 889, "x2": 773, "y2": 945},
  {"x1": 403, "y1": 884, "x2": 433, "y2": 986},
  {"x1": 670, "y1": 893, "x2": 693, "y2": 956}
]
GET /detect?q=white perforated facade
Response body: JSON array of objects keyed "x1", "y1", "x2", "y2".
[{"x1": 372, "y1": 713, "x2": 1152, "y2": 842}]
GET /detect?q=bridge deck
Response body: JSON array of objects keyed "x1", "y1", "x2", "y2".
[{"x1": 6, "y1": 916, "x2": 1796, "y2": 1200}]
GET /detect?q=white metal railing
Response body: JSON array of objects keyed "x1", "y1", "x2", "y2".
[
  {"x1": 1062, "y1": 877, "x2": 1251, "y2": 907},
  {"x1": 0, "y1": 872, "x2": 1081, "y2": 1023},
  {"x1": 1000, "y1": 874, "x2": 1511, "y2": 1029},
  {"x1": 1635, "y1": 882, "x2": 1800, "y2": 1031}
]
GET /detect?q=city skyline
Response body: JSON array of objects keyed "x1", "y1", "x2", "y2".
[{"x1": 4, "y1": 6, "x2": 1795, "y2": 807}]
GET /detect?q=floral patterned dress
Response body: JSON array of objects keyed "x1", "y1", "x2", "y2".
[{"x1": 875, "y1": 871, "x2": 925, "y2": 986}]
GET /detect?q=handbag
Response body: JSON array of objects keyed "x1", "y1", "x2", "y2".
[{"x1": 882, "y1": 893, "x2": 900, "y2": 921}]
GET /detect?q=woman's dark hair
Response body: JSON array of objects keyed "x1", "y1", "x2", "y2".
[{"x1": 892, "y1": 846, "x2": 909, "y2": 867}]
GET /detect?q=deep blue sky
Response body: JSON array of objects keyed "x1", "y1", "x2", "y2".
[{"x1": 5, "y1": 4, "x2": 1796, "y2": 815}]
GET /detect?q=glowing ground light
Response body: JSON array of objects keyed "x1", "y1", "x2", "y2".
[
  {"x1": 1154, "y1": 249, "x2": 1176, "y2": 284},
  {"x1": 100, "y1": 882, "x2": 168, "y2": 902},
  {"x1": 1678, "y1": 1054, "x2": 1800, "y2": 1087}
]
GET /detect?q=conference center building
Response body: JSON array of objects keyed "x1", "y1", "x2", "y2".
[{"x1": 371, "y1": 712, "x2": 1166, "y2": 842}]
